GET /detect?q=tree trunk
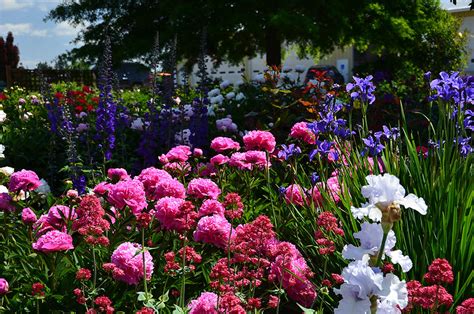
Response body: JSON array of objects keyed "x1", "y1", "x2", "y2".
[{"x1": 265, "y1": 25, "x2": 282, "y2": 67}]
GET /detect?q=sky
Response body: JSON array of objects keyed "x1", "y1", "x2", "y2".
[
  {"x1": 0, "y1": 0, "x2": 82, "y2": 68},
  {"x1": 0, "y1": 0, "x2": 469, "y2": 69}
]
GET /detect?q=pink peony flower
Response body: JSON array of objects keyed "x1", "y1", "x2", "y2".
[
  {"x1": 66, "y1": 189, "x2": 79, "y2": 198},
  {"x1": 107, "y1": 179, "x2": 147, "y2": 215},
  {"x1": 269, "y1": 241, "x2": 316, "y2": 307},
  {"x1": 311, "y1": 176, "x2": 341, "y2": 206},
  {"x1": 155, "y1": 197, "x2": 198, "y2": 232},
  {"x1": 93, "y1": 181, "x2": 112, "y2": 195},
  {"x1": 47, "y1": 205, "x2": 77, "y2": 228},
  {"x1": 136, "y1": 167, "x2": 172, "y2": 199},
  {"x1": 193, "y1": 148, "x2": 203, "y2": 157},
  {"x1": 284, "y1": 184, "x2": 308, "y2": 206},
  {"x1": 8, "y1": 169, "x2": 41, "y2": 192},
  {"x1": 242, "y1": 130, "x2": 276, "y2": 152},
  {"x1": 290, "y1": 122, "x2": 316, "y2": 144},
  {"x1": 21, "y1": 207, "x2": 37, "y2": 224},
  {"x1": 154, "y1": 178, "x2": 186, "y2": 199},
  {"x1": 110, "y1": 242, "x2": 153, "y2": 285},
  {"x1": 210, "y1": 137, "x2": 241, "y2": 153},
  {"x1": 187, "y1": 178, "x2": 221, "y2": 199},
  {"x1": 0, "y1": 278, "x2": 8, "y2": 295},
  {"x1": 244, "y1": 150, "x2": 270, "y2": 169},
  {"x1": 194, "y1": 215, "x2": 234, "y2": 249},
  {"x1": 163, "y1": 145, "x2": 192, "y2": 162},
  {"x1": 32, "y1": 230, "x2": 74, "y2": 253},
  {"x1": 210, "y1": 154, "x2": 229, "y2": 166},
  {"x1": 228, "y1": 152, "x2": 252, "y2": 170},
  {"x1": 188, "y1": 291, "x2": 218, "y2": 314},
  {"x1": 198, "y1": 200, "x2": 225, "y2": 217},
  {"x1": 0, "y1": 193, "x2": 15, "y2": 212},
  {"x1": 107, "y1": 168, "x2": 130, "y2": 182},
  {"x1": 33, "y1": 214, "x2": 64, "y2": 237}
]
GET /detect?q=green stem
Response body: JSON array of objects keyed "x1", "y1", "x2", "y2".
[
  {"x1": 36, "y1": 299, "x2": 40, "y2": 314},
  {"x1": 141, "y1": 228, "x2": 149, "y2": 301},
  {"x1": 92, "y1": 247, "x2": 97, "y2": 290},
  {"x1": 266, "y1": 151, "x2": 278, "y2": 230},
  {"x1": 375, "y1": 230, "x2": 389, "y2": 267},
  {"x1": 180, "y1": 237, "x2": 187, "y2": 308}
]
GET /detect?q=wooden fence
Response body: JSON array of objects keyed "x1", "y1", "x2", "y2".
[{"x1": 4, "y1": 66, "x2": 95, "y2": 91}]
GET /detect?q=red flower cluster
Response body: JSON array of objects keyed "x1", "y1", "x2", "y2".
[
  {"x1": 314, "y1": 212, "x2": 344, "y2": 255},
  {"x1": 92, "y1": 295, "x2": 114, "y2": 313},
  {"x1": 405, "y1": 281, "x2": 453, "y2": 311},
  {"x1": 73, "y1": 288, "x2": 86, "y2": 305},
  {"x1": 76, "y1": 268, "x2": 92, "y2": 281},
  {"x1": 164, "y1": 246, "x2": 202, "y2": 275},
  {"x1": 456, "y1": 298, "x2": 474, "y2": 314},
  {"x1": 423, "y1": 258, "x2": 454, "y2": 285},
  {"x1": 404, "y1": 258, "x2": 455, "y2": 312},
  {"x1": 31, "y1": 282, "x2": 45, "y2": 297},
  {"x1": 136, "y1": 307, "x2": 155, "y2": 314},
  {"x1": 72, "y1": 195, "x2": 110, "y2": 246},
  {"x1": 222, "y1": 192, "x2": 244, "y2": 220}
]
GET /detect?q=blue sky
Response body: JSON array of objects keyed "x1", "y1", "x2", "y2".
[
  {"x1": 0, "y1": 0, "x2": 83, "y2": 68},
  {"x1": 0, "y1": 0, "x2": 468, "y2": 69}
]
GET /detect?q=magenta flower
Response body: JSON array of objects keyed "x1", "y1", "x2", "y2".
[
  {"x1": 194, "y1": 215, "x2": 234, "y2": 249},
  {"x1": 188, "y1": 291, "x2": 218, "y2": 314},
  {"x1": 210, "y1": 137, "x2": 241, "y2": 153},
  {"x1": 154, "y1": 178, "x2": 186, "y2": 199},
  {"x1": 32, "y1": 230, "x2": 74, "y2": 253},
  {"x1": 135, "y1": 167, "x2": 172, "y2": 199},
  {"x1": 0, "y1": 193, "x2": 15, "y2": 212},
  {"x1": 107, "y1": 179, "x2": 147, "y2": 215},
  {"x1": 243, "y1": 130, "x2": 276, "y2": 152},
  {"x1": 290, "y1": 122, "x2": 316, "y2": 144},
  {"x1": 8, "y1": 169, "x2": 41, "y2": 192},
  {"x1": 110, "y1": 242, "x2": 153, "y2": 285},
  {"x1": 187, "y1": 178, "x2": 221, "y2": 200},
  {"x1": 0, "y1": 278, "x2": 8, "y2": 295},
  {"x1": 198, "y1": 200, "x2": 225, "y2": 217},
  {"x1": 107, "y1": 168, "x2": 130, "y2": 182},
  {"x1": 21, "y1": 207, "x2": 37, "y2": 224}
]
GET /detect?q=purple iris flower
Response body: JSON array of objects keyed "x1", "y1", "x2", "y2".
[
  {"x1": 362, "y1": 135, "x2": 385, "y2": 156},
  {"x1": 278, "y1": 144, "x2": 302, "y2": 160},
  {"x1": 346, "y1": 75, "x2": 376, "y2": 105}
]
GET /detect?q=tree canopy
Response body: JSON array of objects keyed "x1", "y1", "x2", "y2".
[{"x1": 47, "y1": 0, "x2": 466, "y2": 72}]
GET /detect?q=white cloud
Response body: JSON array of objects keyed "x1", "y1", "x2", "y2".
[
  {"x1": 53, "y1": 21, "x2": 79, "y2": 36},
  {"x1": 0, "y1": 23, "x2": 48, "y2": 37},
  {"x1": 0, "y1": 0, "x2": 33, "y2": 11}
]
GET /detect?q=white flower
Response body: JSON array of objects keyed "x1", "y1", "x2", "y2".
[
  {"x1": 334, "y1": 284, "x2": 372, "y2": 314},
  {"x1": 0, "y1": 110, "x2": 6, "y2": 123},
  {"x1": 0, "y1": 144, "x2": 4, "y2": 159},
  {"x1": 341, "y1": 257, "x2": 384, "y2": 298},
  {"x1": 0, "y1": 185, "x2": 8, "y2": 193},
  {"x1": 343, "y1": 222, "x2": 412, "y2": 272},
  {"x1": 175, "y1": 129, "x2": 192, "y2": 145},
  {"x1": 207, "y1": 106, "x2": 216, "y2": 117},
  {"x1": 377, "y1": 274, "x2": 408, "y2": 313},
  {"x1": 35, "y1": 179, "x2": 51, "y2": 195},
  {"x1": 235, "y1": 92, "x2": 245, "y2": 101},
  {"x1": 219, "y1": 80, "x2": 230, "y2": 89},
  {"x1": 225, "y1": 92, "x2": 235, "y2": 100},
  {"x1": 352, "y1": 174, "x2": 427, "y2": 221},
  {"x1": 207, "y1": 88, "x2": 220, "y2": 97},
  {"x1": 282, "y1": 65, "x2": 292, "y2": 73},
  {"x1": 235, "y1": 80, "x2": 244, "y2": 86},
  {"x1": 79, "y1": 112, "x2": 88, "y2": 119},
  {"x1": 335, "y1": 256, "x2": 408, "y2": 313},
  {"x1": 130, "y1": 118, "x2": 144, "y2": 131},
  {"x1": 0, "y1": 166, "x2": 14, "y2": 176}
]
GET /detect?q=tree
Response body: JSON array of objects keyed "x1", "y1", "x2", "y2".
[{"x1": 47, "y1": 0, "x2": 465, "y2": 70}]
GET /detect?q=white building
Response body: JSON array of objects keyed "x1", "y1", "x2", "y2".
[
  {"x1": 442, "y1": 0, "x2": 474, "y2": 74},
  {"x1": 178, "y1": 45, "x2": 353, "y2": 85}
]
